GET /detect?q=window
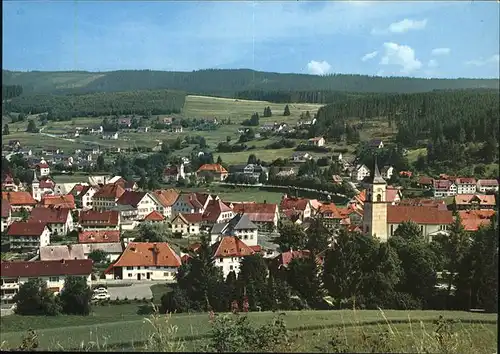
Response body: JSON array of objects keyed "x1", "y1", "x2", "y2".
[
  {"x1": 420, "y1": 225, "x2": 424, "y2": 234},
  {"x1": 376, "y1": 194, "x2": 382, "y2": 202},
  {"x1": 126, "y1": 266, "x2": 133, "y2": 270},
  {"x1": 230, "y1": 265, "x2": 234, "y2": 270},
  {"x1": 128, "y1": 273, "x2": 132, "y2": 278},
  {"x1": 49, "y1": 277, "x2": 59, "y2": 282},
  {"x1": 219, "y1": 258, "x2": 223, "y2": 262},
  {"x1": 163, "y1": 272, "x2": 169, "y2": 277},
  {"x1": 390, "y1": 225, "x2": 394, "y2": 236}
]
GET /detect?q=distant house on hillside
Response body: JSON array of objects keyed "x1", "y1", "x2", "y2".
[
  {"x1": 102, "y1": 132, "x2": 119, "y2": 140},
  {"x1": 172, "y1": 125, "x2": 183, "y2": 133},
  {"x1": 368, "y1": 139, "x2": 384, "y2": 149},
  {"x1": 308, "y1": 137, "x2": 325, "y2": 147}
]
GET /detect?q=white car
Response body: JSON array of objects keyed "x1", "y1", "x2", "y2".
[{"x1": 92, "y1": 293, "x2": 110, "y2": 301}]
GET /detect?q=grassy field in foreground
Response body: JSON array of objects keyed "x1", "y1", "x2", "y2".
[{"x1": 0, "y1": 307, "x2": 496, "y2": 350}]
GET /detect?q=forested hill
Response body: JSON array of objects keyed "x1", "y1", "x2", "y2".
[{"x1": 3, "y1": 69, "x2": 499, "y2": 96}]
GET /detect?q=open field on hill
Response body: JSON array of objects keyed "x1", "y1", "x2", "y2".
[
  {"x1": 0, "y1": 306, "x2": 496, "y2": 351},
  {"x1": 178, "y1": 185, "x2": 285, "y2": 204}
]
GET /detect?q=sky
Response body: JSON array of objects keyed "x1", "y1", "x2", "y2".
[{"x1": 2, "y1": 1, "x2": 499, "y2": 78}]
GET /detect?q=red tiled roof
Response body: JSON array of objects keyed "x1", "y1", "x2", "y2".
[
  {"x1": 178, "y1": 193, "x2": 205, "y2": 210},
  {"x1": 113, "y1": 242, "x2": 181, "y2": 268},
  {"x1": 250, "y1": 245, "x2": 262, "y2": 253},
  {"x1": 175, "y1": 213, "x2": 203, "y2": 224},
  {"x1": 116, "y1": 191, "x2": 147, "y2": 207},
  {"x1": 455, "y1": 177, "x2": 477, "y2": 185},
  {"x1": 318, "y1": 203, "x2": 343, "y2": 219},
  {"x1": 459, "y1": 210, "x2": 496, "y2": 231},
  {"x1": 36, "y1": 163, "x2": 50, "y2": 169},
  {"x1": 477, "y1": 179, "x2": 499, "y2": 187},
  {"x1": 152, "y1": 189, "x2": 179, "y2": 207},
  {"x1": 78, "y1": 230, "x2": 121, "y2": 243},
  {"x1": 197, "y1": 164, "x2": 228, "y2": 174},
  {"x1": 144, "y1": 210, "x2": 165, "y2": 221},
  {"x1": 454, "y1": 194, "x2": 496, "y2": 206},
  {"x1": 433, "y1": 179, "x2": 453, "y2": 190},
  {"x1": 203, "y1": 199, "x2": 232, "y2": 222},
  {"x1": 387, "y1": 205, "x2": 453, "y2": 225},
  {"x1": 272, "y1": 250, "x2": 324, "y2": 268},
  {"x1": 1, "y1": 259, "x2": 93, "y2": 277},
  {"x1": 1, "y1": 200, "x2": 11, "y2": 218},
  {"x1": 212, "y1": 236, "x2": 255, "y2": 258},
  {"x1": 386, "y1": 188, "x2": 401, "y2": 203},
  {"x1": 181, "y1": 254, "x2": 192, "y2": 263},
  {"x1": 2, "y1": 174, "x2": 14, "y2": 184},
  {"x1": 232, "y1": 203, "x2": 278, "y2": 222},
  {"x1": 280, "y1": 197, "x2": 310, "y2": 212},
  {"x1": 398, "y1": 198, "x2": 448, "y2": 210},
  {"x1": 28, "y1": 207, "x2": 70, "y2": 224},
  {"x1": 93, "y1": 184, "x2": 125, "y2": 199},
  {"x1": 40, "y1": 195, "x2": 75, "y2": 209},
  {"x1": 188, "y1": 242, "x2": 201, "y2": 252},
  {"x1": 79, "y1": 210, "x2": 119, "y2": 226},
  {"x1": 69, "y1": 184, "x2": 86, "y2": 196},
  {"x1": 7, "y1": 222, "x2": 48, "y2": 236},
  {"x1": 2, "y1": 192, "x2": 37, "y2": 206},
  {"x1": 355, "y1": 190, "x2": 366, "y2": 203},
  {"x1": 418, "y1": 176, "x2": 434, "y2": 185},
  {"x1": 39, "y1": 178, "x2": 56, "y2": 189}
]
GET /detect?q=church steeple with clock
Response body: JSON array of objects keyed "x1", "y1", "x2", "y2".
[{"x1": 362, "y1": 157, "x2": 388, "y2": 242}]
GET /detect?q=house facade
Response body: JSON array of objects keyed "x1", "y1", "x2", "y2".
[
  {"x1": 455, "y1": 178, "x2": 477, "y2": 195},
  {"x1": 116, "y1": 191, "x2": 158, "y2": 220},
  {"x1": 210, "y1": 213, "x2": 259, "y2": 247},
  {"x1": 150, "y1": 189, "x2": 179, "y2": 218},
  {"x1": 231, "y1": 202, "x2": 279, "y2": 231},
  {"x1": 211, "y1": 236, "x2": 255, "y2": 278},
  {"x1": 0, "y1": 260, "x2": 93, "y2": 308},
  {"x1": 92, "y1": 184, "x2": 125, "y2": 210},
  {"x1": 79, "y1": 210, "x2": 120, "y2": 231},
  {"x1": 107, "y1": 242, "x2": 181, "y2": 281},
  {"x1": 7, "y1": 222, "x2": 51, "y2": 252},
  {"x1": 28, "y1": 207, "x2": 74, "y2": 236},
  {"x1": 308, "y1": 137, "x2": 325, "y2": 147},
  {"x1": 433, "y1": 180, "x2": 457, "y2": 197},
  {"x1": 1, "y1": 200, "x2": 12, "y2": 233},
  {"x1": 476, "y1": 179, "x2": 499, "y2": 193},
  {"x1": 171, "y1": 213, "x2": 202, "y2": 237},
  {"x1": 2, "y1": 192, "x2": 37, "y2": 211},
  {"x1": 280, "y1": 196, "x2": 313, "y2": 221},
  {"x1": 196, "y1": 164, "x2": 228, "y2": 181},
  {"x1": 352, "y1": 164, "x2": 371, "y2": 182}
]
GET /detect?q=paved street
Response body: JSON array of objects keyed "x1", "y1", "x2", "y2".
[{"x1": 106, "y1": 283, "x2": 154, "y2": 301}]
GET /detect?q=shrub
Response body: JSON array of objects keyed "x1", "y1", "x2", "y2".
[{"x1": 13, "y1": 278, "x2": 60, "y2": 316}]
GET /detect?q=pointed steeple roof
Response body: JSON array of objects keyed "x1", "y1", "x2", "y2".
[
  {"x1": 370, "y1": 156, "x2": 386, "y2": 185},
  {"x1": 33, "y1": 170, "x2": 39, "y2": 183}
]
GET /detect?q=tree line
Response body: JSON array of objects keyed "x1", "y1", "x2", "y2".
[
  {"x1": 162, "y1": 215, "x2": 498, "y2": 315},
  {"x1": 3, "y1": 69, "x2": 499, "y2": 96},
  {"x1": 3, "y1": 89, "x2": 186, "y2": 118}
]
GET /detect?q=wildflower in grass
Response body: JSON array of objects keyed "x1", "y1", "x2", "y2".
[{"x1": 243, "y1": 296, "x2": 249, "y2": 312}]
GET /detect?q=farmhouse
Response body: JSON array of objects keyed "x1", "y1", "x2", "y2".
[
  {"x1": 211, "y1": 236, "x2": 255, "y2": 278},
  {"x1": 316, "y1": 203, "x2": 344, "y2": 230},
  {"x1": 454, "y1": 194, "x2": 496, "y2": 210},
  {"x1": 476, "y1": 179, "x2": 499, "y2": 193},
  {"x1": 0, "y1": 260, "x2": 93, "y2": 308},
  {"x1": 2, "y1": 191, "x2": 37, "y2": 211},
  {"x1": 28, "y1": 207, "x2": 74, "y2": 236},
  {"x1": 231, "y1": 202, "x2": 279, "y2": 231},
  {"x1": 79, "y1": 210, "x2": 120, "y2": 230},
  {"x1": 107, "y1": 242, "x2": 181, "y2": 281},
  {"x1": 308, "y1": 137, "x2": 325, "y2": 147},
  {"x1": 171, "y1": 213, "x2": 203, "y2": 237},
  {"x1": 202, "y1": 199, "x2": 234, "y2": 226},
  {"x1": 196, "y1": 164, "x2": 228, "y2": 181},
  {"x1": 7, "y1": 222, "x2": 51, "y2": 252}
]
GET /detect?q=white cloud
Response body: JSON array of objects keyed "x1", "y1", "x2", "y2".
[
  {"x1": 372, "y1": 18, "x2": 427, "y2": 35},
  {"x1": 307, "y1": 60, "x2": 332, "y2": 75},
  {"x1": 465, "y1": 54, "x2": 500, "y2": 67},
  {"x1": 379, "y1": 42, "x2": 422, "y2": 74},
  {"x1": 427, "y1": 59, "x2": 438, "y2": 68},
  {"x1": 361, "y1": 51, "x2": 378, "y2": 61},
  {"x1": 431, "y1": 47, "x2": 450, "y2": 56}
]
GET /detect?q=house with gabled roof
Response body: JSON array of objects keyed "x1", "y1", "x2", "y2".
[
  {"x1": 163, "y1": 164, "x2": 186, "y2": 183},
  {"x1": 39, "y1": 244, "x2": 86, "y2": 261},
  {"x1": 455, "y1": 177, "x2": 477, "y2": 195},
  {"x1": 79, "y1": 210, "x2": 120, "y2": 231},
  {"x1": 458, "y1": 210, "x2": 496, "y2": 232},
  {"x1": 151, "y1": 189, "x2": 179, "y2": 218},
  {"x1": 454, "y1": 194, "x2": 496, "y2": 210},
  {"x1": 116, "y1": 191, "x2": 157, "y2": 220},
  {"x1": 2, "y1": 174, "x2": 19, "y2": 192},
  {"x1": 1, "y1": 259, "x2": 93, "y2": 308},
  {"x1": 93, "y1": 184, "x2": 125, "y2": 210},
  {"x1": 71, "y1": 185, "x2": 98, "y2": 210},
  {"x1": 78, "y1": 230, "x2": 121, "y2": 244},
  {"x1": 2, "y1": 191, "x2": 37, "y2": 211},
  {"x1": 280, "y1": 195, "x2": 313, "y2": 221},
  {"x1": 196, "y1": 164, "x2": 228, "y2": 181},
  {"x1": 211, "y1": 236, "x2": 255, "y2": 278},
  {"x1": 172, "y1": 192, "x2": 215, "y2": 215},
  {"x1": 28, "y1": 207, "x2": 74, "y2": 236},
  {"x1": 142, "y1": 210, "x2": 166, "y2": 223},
  {"x1": 308, "y1": 137, "x2": 325, "y2": 147},
  {"x1": 39, "y1": 194, "x2": 76, "y2": 209},
  {"x1": 316, "y1": 202, "x2": 343, "y2": 230},
  {"x1": 106, "y1": 242, "x2": 181, "y2": 281},
  {"x1": 1, "y1": 200, "x2": 12, "y2": 233},
  {"x1": 36, "y1": 159, "x2": 51, "y2": 177},
  {"x1": 202, "y1": 199, "x2": 234, "y2": 226},
  {"x1": 171, "y1": 213, "x2": 203, "y2": 237},
  {"x1": 476, "y1": 179, "x2": 499, "y2": 193},
  {"x1": 231, "y1": 202, "x2": 279, "y2": 231},
  {"x1": 7, "y1": 222, "x2": 51, "y2": 252},
  {"x1": 433, "y1": 179, "x2": 457, "y2": 197},
  {"x1": 210, "y1": 213, "x2": 259, "y2": 247}
]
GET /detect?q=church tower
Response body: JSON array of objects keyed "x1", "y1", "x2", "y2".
[
  {"x1": 362, "y1": 158, "x2": 388, "y2": 242},
  {"x1": 32, "y1": 170, "x2": 41, "y2": 202}
]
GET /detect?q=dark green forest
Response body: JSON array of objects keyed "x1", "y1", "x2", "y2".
[
  {"x1": 3, "y1": 89, "x2": 186, "y2": 118},
  {"x1": 2, "y1": 85, "x2": 23, "y2": 100},
  {"x1": 3, "y1": 69, "x2": 499, "y2": 96},
  {"x1": 235, "y1": 90, "x2": 369, "y2": 104}
]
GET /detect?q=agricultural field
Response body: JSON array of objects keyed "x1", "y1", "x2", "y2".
[{"x1": 0, "y1": 307, "x2": 496, "y2": 351}]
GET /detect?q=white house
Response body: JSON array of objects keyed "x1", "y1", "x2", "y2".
[
  {"x1": 212, "y1": 236, "x2": 256, "y2": 278},
  {"x1": 308, "y1": 137, "x2": 325, "y2": 147},
  {"x1": 28, "y1": 207, "x2": 74, "y2": 236},
  {"x1": 291, "y1": 152, "x2": 313, "y2": 163},
  {"x1": 150, "y1": 189, "x2": 179, "y2": 219},
  {"x1": 102, "y1": 132, "x2": 119, "y2": 140},
  {"x1": 476, "y1": 179, "x2": 499, "y2": 193},
  {"x1": 172, "y1": 193, "x2": 214, "y2": 215},
  {"x1": 116, "y1": 191, "x2": 158, "y2": 220},
  {"x1": 36, "y1": 159, "x2": 51, "y2": 177},
  {"x1": 352, "y1": 164, "x2": 371, "y2": 182},
  {"x1": 171, "y1": 213, "x2": 203, "y2": 237},
  {"x1": 7, "y1": 222, "x2": 51, "y2": 252},
  {"x1": 210, "y1": 213, "x2": 259, "y2": 247},
  {"x1": 106, "y1": 242, "x2": 181, "y2": 281},
  {"x1": 433, "y1": 180, "x2": 457, "y2": 197},
  {"x1": 163, "y1": 164, "x2": 186, "y2": 183},
  {"x1": 92, "y1": 184, "x2": 125, "y2": 210},
  {"x1": 455, "y1": 178, "x2": 477, "y2": 195},
  {"x1": 0, "y1": 259, "x2": 93, "y2": 308},
  {"x1": 381, "y1": 165, "x2": 394, "y2": 180},
  {"x1": 1, "y1": 201, "x2": 12, "y2": 233}
]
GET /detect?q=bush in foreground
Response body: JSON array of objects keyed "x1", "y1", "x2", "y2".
[{"x1": 13, "y1": 278, "x2": 60, "y2": 316}]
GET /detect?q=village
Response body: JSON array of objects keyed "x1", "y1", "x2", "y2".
[{"x1": 1, "y1": 140, "x2": 498, "y2": 311}]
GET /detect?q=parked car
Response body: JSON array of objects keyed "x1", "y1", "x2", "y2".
[{"x1": 92, "y1": 293, "x2": 110, "y2": 301}]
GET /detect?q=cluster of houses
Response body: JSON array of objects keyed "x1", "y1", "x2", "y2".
[{"x1": 1, "y1": 151, "x2": 498, "y2": 309}]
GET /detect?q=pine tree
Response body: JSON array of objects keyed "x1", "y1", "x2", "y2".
[
  {"x1": 283, "y1": 105, "x2": 291, "y2": 116},
  {"x1": 3, "y1": 124, "x2": 9, "y2": 135},
  {"x1": 217, "y1": 155, "x2": 223, "y2": 164}
]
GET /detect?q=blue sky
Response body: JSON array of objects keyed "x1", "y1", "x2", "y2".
[{"x1": 3, "y1": 1, "x2": 499, "y2": 78}]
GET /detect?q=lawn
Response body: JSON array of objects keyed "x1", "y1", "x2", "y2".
[
  {"x1": 0, "y1": 308, "x2": 496, "y2": 351},
  {"x1": 178, "y1": 185, "x2": 285, "y2": 204}
]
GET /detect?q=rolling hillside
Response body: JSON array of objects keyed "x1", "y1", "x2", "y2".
[{"x1": 3, "y1": 69, "x2": 499, "y2": 97}]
